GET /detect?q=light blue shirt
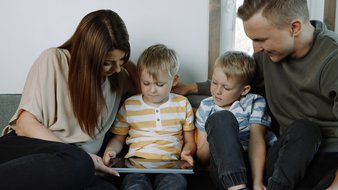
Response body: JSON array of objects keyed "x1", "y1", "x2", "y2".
[{"x1": 195, "y1": 93, "x2": 277, "y2": 148}]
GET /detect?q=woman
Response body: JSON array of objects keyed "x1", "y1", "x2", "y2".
[{"x1": 0, "y1": 9, "x2": 139, "y2": 190}]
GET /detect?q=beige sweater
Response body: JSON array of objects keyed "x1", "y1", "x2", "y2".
[{"x1": 3, "y1": 48, "x2": 132, "y2": 154}]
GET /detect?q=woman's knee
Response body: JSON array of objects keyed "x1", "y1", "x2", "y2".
[{"x1": 58, "y1": 144, "x2": 95, "y2": 181}]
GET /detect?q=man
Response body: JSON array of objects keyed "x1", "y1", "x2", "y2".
[{"x1": 173, "y1": 0, "x2": 338, "y2": 189}]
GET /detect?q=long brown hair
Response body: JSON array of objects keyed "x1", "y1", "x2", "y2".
[{"x1": 59, "y1": 9, "x2": 130, "y2": 138}]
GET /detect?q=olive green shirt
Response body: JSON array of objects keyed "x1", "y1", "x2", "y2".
[{"x1": 252, "y1": 21, "x2": 338, "y2": 152}]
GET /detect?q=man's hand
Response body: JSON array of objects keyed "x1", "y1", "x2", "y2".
[{"x1": 171, "y1": 82, "x2": 198, "y2": 95}]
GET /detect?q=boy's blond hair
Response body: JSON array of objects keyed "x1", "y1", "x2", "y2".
[
  {"x1": 214, "y1": 51, "x2": 256, "y2": 85},
  {"x1": 137, "y1": 44, "x2": 180, "y2": 80}
]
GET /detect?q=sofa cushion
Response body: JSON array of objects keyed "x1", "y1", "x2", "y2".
[{"x1": 0, "y1": 94, "x2": 21, "y2": 132}]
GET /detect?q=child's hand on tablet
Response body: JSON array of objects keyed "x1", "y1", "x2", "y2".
[
  {"x1": 181, "y1": 149, "x2": 194, "y2": 166},
  {"x1": 88, "y1": 153, "x2": 120, "y2": 177},
  {"x1": 103, "y1": 149, "x2": 117, "y2": 166}
]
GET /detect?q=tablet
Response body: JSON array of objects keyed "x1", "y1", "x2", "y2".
[{"x1": 109, "y1": 158, "x2": 194, "y2": 174}]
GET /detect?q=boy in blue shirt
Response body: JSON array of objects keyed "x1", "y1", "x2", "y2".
[{"x1": 195, "y1": 51, "x2": 276, "y2": 190}]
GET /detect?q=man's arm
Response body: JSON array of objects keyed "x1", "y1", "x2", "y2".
[{"x1": 172, "y1": 80, "x2": 211, "y2": 96}]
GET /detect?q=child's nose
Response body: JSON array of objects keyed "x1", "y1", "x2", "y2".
[
  {"x1": 150, "y1": 85, "x2": 157, "y2": 92},
  {"x1": 216, "y1": 86, "x2": 222, "y2": 94}
]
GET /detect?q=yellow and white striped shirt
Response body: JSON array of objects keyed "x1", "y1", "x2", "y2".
[{"x1": 111, "y1": 93, "x2": 195, "y2": 160}]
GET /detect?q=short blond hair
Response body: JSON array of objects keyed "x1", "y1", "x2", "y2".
[
  {"x1": 237, "y1": 0, "x2": 309, "y2": 28},
  {"x1": 214, "y1": 51, "x2": 256, "y2": 85},
  {"x1": 137, "y1": 44, "x2": 179, "y2": 80}
]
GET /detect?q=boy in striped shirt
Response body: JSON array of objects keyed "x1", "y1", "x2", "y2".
[
  {"x1": 103, "y1": 44, "x2": 196, "y2": 190},
  {"x1": 195, "y1": 51, "x2": 276, "y2": 190}
]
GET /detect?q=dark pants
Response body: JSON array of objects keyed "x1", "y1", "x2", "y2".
[
  {"x1": 205, "y1": 111, "x2": 248, "y2": 189},
  {"x1": 205, "y1": 110, "x2": 337, "y2": 190},
  {"x1": 266, "y1": 120, "x2": 337, "y2": 190},
  {"x1": 0, "y1": 131, "x2": 118, "y2": 190},
  {"x1": 121, "y1": 173, "x2": 187, "y2": 190}
]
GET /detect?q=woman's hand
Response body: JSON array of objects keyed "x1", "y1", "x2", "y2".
[{"x1": 88, "y1": 153, "x2": 119, "y2": 177}]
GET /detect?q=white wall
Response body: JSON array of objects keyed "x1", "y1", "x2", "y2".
[
  {"x1": 336, "y1": 1, "x2": 338, "y2": 32},
  {"x1": 220, "y1": 0, "x2": 236, "y2": 52},
  {"x1": 307, "y1": 0, "x2": 324, "y2": 21},
  {"x1": 0, "y1": 0, "x2": 209, "y2": 93}
]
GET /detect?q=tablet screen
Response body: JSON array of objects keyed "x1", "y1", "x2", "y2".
[{"x1": 109, "y1": 158, "x2": 194, "y2": 174}]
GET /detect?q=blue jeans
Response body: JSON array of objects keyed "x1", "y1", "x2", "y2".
[
  {"x1": 121, "y1": 173, "x2": 187, "y2": 190},
  {"x1": 205, "y1": 110, "x2": 248, "y2": 189},
  {"x1": 0, "y1": 131, "x2": 118, "y2": 190}
]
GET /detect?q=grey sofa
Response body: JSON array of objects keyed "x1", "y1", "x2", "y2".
[{"x1": 0, "y1": 94, "x2": 21, "y2": 132}]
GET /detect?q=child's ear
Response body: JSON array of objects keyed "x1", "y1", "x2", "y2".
[
  {"x1": 172, "y1": 74, "x2": 180, "y2": 87},
  {"x1": 241, "y1": 85, "x2": 251, "y2": 96}
]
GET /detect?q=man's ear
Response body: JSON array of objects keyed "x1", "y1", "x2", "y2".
[
  {"x1": 172, "y1": 74, "x2": 180, "y2": 87},
  {"x1": 290, "y1": 19, "x2": 302, "y2": 36},
  {"x1": 241, "y1": 85, "x2": 251, "y2": 96}
]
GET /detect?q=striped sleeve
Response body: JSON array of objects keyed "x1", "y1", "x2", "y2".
[
  {"x1": 195, "y1": 97, "x2": 213, "y2": 131},
  {"x1": 110, "y1": 102, "x2": 130, "y2": 135},
  {"x1": 183, "y1": 97, "x2": 195, "y2": 131},
  {"x1": 249, "y1": 94, "x2": 272, "y2": 127}
]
